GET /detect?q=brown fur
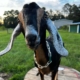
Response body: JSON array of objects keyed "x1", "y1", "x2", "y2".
[
  {"x1": 18, "y1": 11, "x2": 25, "y2": 29},
  {"x1": 35, "y1": 44, "x2": 59, "y2": 80},
  {"x1": 37, "y1": 8, "x2": 44, "y2": 33},
  {"x1": 35, "y1": 44, "x2": 51, "y2": 75},
  {"x1": 18, "y1": 6, "x2": 59, "y2": 80}
]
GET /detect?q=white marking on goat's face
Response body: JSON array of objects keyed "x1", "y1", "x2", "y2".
[
  {"x1": 21, "y1": 6, "x2": 45, "y2": 49},
  {"x1": 25, "y1": 25, "x2": 40, "y2": 49},
  {"x1": 25, "y1": 25, "x2": 38, "y2": 37},
  {"x1": 22, "y1": 10, "x2": 40, "y2": 49}
]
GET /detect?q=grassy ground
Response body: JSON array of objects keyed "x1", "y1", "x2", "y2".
[
  {"x1": 0, "y1": 30, "x2": 80, "y2": 80},
  {"x1": 59, "y1": 30, "x2": 80, "y2": 70}
]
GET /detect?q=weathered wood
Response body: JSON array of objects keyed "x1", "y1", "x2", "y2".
[{"x1": 24, "y1": 66, "x2": 80, "y2": 80}]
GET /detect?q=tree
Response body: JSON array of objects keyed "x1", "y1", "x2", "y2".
[
  {"x1": 51, "y1": 10, "x2": 65, "y2": 21},
  {"x1": 63, "y1": 3, "x2": 80, "y2": 22},
  {"x1": 4, "y1": 10, "x2": 19, "y2": 29},
  {"x1": 63, "y1": 3, "x2": 72, "y2": 15},
  {"x1": 0, "y1": 16, "x2": 3, "y2": 26},
  {"x1": 0, "y1": 22, "x2": 2, "y2": 26},
  {"x1": 49, "y1": 9, "x2": 53, "y2": 19},
  {"x1": 69, "y1": 4, "x2": 80, "y2": 22},
  {"x1": 42, "y1": 7, "x2": 46, "y2": 11}
]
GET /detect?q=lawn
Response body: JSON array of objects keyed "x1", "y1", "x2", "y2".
[{"x1": 0, "y1": 30, "x2": 80, "y2": 80}]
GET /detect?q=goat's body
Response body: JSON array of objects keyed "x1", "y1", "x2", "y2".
[
  {"x1": 35, "y1": 37, "x2": 61, "y2": 80},
  {"x1": 47, "y1": 38, "x2": 61, "y2": 71},
  {"x1": 0, "y1": 2, "x2": 68, "y2": 80}
]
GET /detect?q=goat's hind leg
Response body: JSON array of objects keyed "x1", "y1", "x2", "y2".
[{"x1": 55, "y1": 72, "x2": 58, "y2": 80}]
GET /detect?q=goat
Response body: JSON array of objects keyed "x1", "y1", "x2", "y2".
[{"x1": 0, "y1": 2, "x2": 68, "y2": 80}]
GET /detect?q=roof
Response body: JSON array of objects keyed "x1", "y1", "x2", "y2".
[
  {"x1": 69, "y1": 22, "x2": 80, "y2": 25},
  {"x1": 54, "y1": 19, "x2": 73, "y2": 22},
  {"x1": 53, "y1": 19, "x2": 73, "y2": 28}
]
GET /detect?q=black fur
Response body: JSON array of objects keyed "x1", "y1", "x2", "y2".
[
  {"x1": 22, "y1": 2, "x2": 40, "y2": 31},
  {"x1": 47, "y1": 37, "x2": 61, "y2": 71},
  {"x1": 22, "y1": 2, "x2": 61, "y2": 80},
  {"x1": 35, "y1": 37, "x2": 61, "y2": 70}
]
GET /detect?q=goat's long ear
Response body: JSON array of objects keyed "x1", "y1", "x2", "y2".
[
  {"x1": 46, "y1": 18, "x2": 68, "y2": 56},
  {"x1": 0, "y1": 23, "x2": 22, "y2": 56}
]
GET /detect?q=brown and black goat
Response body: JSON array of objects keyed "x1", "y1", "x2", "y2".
[{"x1": 0, "y1": 2, "x2": 68, "y2": 80}]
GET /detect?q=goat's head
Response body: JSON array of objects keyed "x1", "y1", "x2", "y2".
[
  {"x1": 18, "y1": 2, "x2": 46, "y2": 49},
  {"x1": 0, "y1": 2, "x2": 68, "y2": 56}
]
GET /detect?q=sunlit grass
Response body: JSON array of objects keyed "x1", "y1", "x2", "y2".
[{"x1": 0, "y1": 30, "x2": 80, "y2": 79}]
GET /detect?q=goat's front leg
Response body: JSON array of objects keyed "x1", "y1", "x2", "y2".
[
  {"x1": 39, "y1": 70, "x2": 44, "y2": 80},
  {"x1": 52, "y1": 71, "x2": 58, "y2": 80}
]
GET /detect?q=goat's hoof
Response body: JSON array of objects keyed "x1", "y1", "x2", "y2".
[{"x1": 36, "y1": 72, "x2": 40, "y2": 76}]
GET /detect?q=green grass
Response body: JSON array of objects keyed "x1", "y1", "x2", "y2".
[
  {"x1": 0, "y1": 26, "x2": 6, "y2": 30},
  {"x1": 0, "y1": 31, "x2": 34, "y2": 80},
  {"x1": 59, "y1": 30, "x2": 80, "y2": 71},
  {"x1": 0, "y1": 30, "x2": 80, "y2": 79}
]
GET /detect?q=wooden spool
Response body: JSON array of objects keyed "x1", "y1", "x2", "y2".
[{"x1": 24, "y1": 66, "x2": 80, "y2": 80}]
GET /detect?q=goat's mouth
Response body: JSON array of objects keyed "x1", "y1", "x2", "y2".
[
  {"x1": 25, "y1": 34, "x2": 40, "y2": 50},
  {"x1": 27, "y1": 42, "x2": 40, "y2": 50},
  {"x1": 26, "y1": 40, "x2": 40, "y2": 50}
]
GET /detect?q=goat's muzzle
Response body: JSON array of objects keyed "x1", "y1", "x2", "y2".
[{"x1": 25, "y1": 34, "x2": 40, "y2": 49}]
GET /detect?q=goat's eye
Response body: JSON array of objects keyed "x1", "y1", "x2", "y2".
[{"x1": 17, "y1": 18, "x2": 20, "y2": 22}]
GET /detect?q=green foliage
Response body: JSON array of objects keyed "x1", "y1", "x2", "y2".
[
  {"x1": 63, "y1": 3, "x2": 80, "y2": 22},
  {"x1": 0, "y1": 30, "x2": 80, "y2": 79},
  {"x1": 51, "y1": 14, "x2": 65, "y2": 21},
  {"x1": 0, "y1": 16, "x2": 3, "y2": 26},
  {"x1": 0, "y1": 26, "x2": 6, "y2": 30},
  {"x1": 9, "y1": 73, "x2": 24, "y2": 80},
  {"x1": 49, "y1": 11, "x2": 65, "y2": 21},
  {"x1": 59, "y1": 25, "x2": 68, "y2": 30},
  {"x1": 42, "y1": 7, "x2": 46, "y2": 11},
  {"x1": 4, "y1": 10, "x2": 19, "y2": 29},
  {"x1": 0, "y1": 22, "x2": 3, "y2": 26},
  {"x1": 63, "y1": 3, "x2": 72, "y2": 14}
]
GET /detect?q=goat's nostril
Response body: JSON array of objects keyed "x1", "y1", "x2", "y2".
[{"x1": 26, "y1": 34, "x2": 37, "y2": 42}]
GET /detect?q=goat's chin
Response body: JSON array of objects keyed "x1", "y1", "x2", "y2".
[
  {"x1": 27, "y1": 43, "x2": 39, "y2": 50},
  {"x1": 28, "y1": 45, "x2": 38, "y2": 50},
  {"x1": 25, "y1": 40, "x2": 40, "y2": 50}
]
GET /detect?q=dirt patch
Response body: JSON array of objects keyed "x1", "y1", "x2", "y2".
[{"x1": 0, "y1": 73, "x2": 11, "y2": 80}]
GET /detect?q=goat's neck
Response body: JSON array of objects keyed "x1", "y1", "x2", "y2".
[{"x1": 35, "y1": 43, "x2": 48, "y2": 66}]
